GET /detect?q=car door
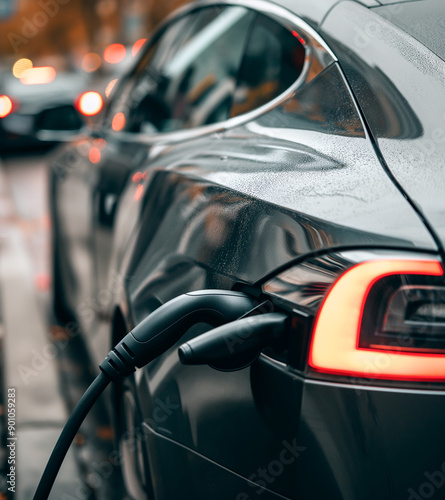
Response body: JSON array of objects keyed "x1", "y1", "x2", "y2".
[
  {"x1": 51, "y1": 4, "x2": 255, "y2": 356},
  {"x1": 88, "y1": 3, "x2": 256, "y2": 329}
]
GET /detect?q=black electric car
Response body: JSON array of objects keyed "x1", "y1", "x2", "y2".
[{"x1": 50, "y1": 0, "x2": 445, "y2": 498}]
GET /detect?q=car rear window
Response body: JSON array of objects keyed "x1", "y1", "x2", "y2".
[{"x1": 230, "y1": 13, "x2": 306, "y2": 118}]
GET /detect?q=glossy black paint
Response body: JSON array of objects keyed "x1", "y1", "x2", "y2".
[
  {"x1": 276, "y1": 0, "x2": 339, "y2": 27},
  {"x1": 296, "y1": 379, "x2": 445, "y2": 500},
  {"x1": 374, "y1": 0, "x2": 445, "y2": 61},
  {"x1": 139, "y1": 423, "x2": 293, "y2": 500},
  {"x1": 134, "y1": 351, "x2": 445, "y2": 500},
  {"x1": 49, "y1": 1, "x2": 445, "y2": 499},
  {"x1": 321, "y1": 0, "x2": 445, "y2": 258},
  {"x1": 135, "y1": 352, "x2": 304, "y2": 499}
]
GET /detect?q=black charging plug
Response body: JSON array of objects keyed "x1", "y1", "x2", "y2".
[{"x1": 34, "y1": 289, "x2": 257, "y2": 500}]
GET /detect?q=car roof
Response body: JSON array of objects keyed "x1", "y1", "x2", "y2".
[
  {"x1": 267, "y1": 0, "x2": 378, "y2": 28},
  {"x1": 373, "y1": 0, "x2": 445, "y2": 62},
  {"x1": 272, "y1": 0, "x2": 443, "y2": 61}
]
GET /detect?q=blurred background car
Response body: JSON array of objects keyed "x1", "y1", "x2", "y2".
[
  {"x1": 0, "y1": 47, "x2": 145, "y2": 152},
  {"x1": 0, "y1": 60, "x2": 87, "y2": 152},
  {"x1": 0, "y1": 0, "x2": 170, "y2": 154}
]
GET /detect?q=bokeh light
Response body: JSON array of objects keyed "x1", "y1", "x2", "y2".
[
  {"x1": 105, "y1": 78, "x2": 118, "y2": 98},
  {"x1": 82, "y1": 52, "x2": 102, "y2": 73},
  {"x1": 111, "y1": 112, "x2": 126, "y2": 131},
  {"x1": 104, "y1": 43, "x2": 126, "y2": 64},
  {"x1": 77, "y1": 91, "x2": 104, "y2": 116},
  {"x1": 89, "y1": 147, "x2": 102, "y2": 164},
  {"x1": 12, "y1": 58, "x2": 33, "y2": 78},
  {"x1": 132, "y1": 38, "x2": 147, "y2": 57},
  {"x1": 20, "y1": 67, "x2": 56, "y2": 85},
  {"x1": 0, "y1": 95, "x2": 13, "y2": 118}
]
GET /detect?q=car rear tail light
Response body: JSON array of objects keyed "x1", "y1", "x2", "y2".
[
  {"x1": 263, "y1": 251, "x2": 445, "y2": 382},
  {"x1": 76, "y1": 91, "x2": 103, "y2": 116},
  {"x1": 0, "y1": 95, "x2": 13, "y2": 118},
  {"x1": 103, "y1": 43, "x2": 126, "y2": 64}
]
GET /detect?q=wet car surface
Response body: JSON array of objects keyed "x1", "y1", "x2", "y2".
[{"x1": 48, "y1": 1, "x2": 445, "y2": 499}]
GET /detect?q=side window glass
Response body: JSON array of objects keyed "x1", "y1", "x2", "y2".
[
  {"x1": 107, "y1": 14, "x2": 194, "y2": 130},
  {"x1": 110, "y1": 7, "x2": 255, "y2": 134},
  {"x1": 231, "y1": 14, "x2": 306, "y2": 118}
]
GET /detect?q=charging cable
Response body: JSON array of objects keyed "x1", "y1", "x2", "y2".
[{"x1": 33, "y1": 290, "x2": 257, "y2": 500}]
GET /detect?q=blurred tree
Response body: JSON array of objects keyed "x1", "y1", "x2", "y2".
[
  {"x1": 0, "y1": 0, "x2": 193, "y2": 62},
  {"x1": 146, "y1": 0, "x2": 192, "y2": 31},
  {"x1": 0, "y1": 0, "x2": 91, "y2": 60}
]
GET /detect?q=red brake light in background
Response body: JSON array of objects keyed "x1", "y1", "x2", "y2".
[
  {"x1": 76, "y1": 91, "x2": 103, "y2": 116},
  {"x1": 132, "y1": 38, "x2": 147, "y2": 57},
  {"x1": 111, "y1": 112, "x2": 125, "y2": 131},
  {"x1": 89, "y1": 147, "x2": 101, "y2": 164},
  {"x1": 132, "y1": 171, "x2": 147, "y2": 183},
  {"x1": 88, "y1": 138, "x2": 107, "y2": 164},
  {"x1": 309, "y1": 259, "x2": 445, "y2": 381},
  {"x1": 104, "y1": 43, "x2": 126, "y2": 64},
  {"x1": 0, "y1": 95, "x2": 13, "y2": 118}
]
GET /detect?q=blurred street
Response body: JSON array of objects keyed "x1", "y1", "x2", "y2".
[
  {"x1": 0, "y1": 153, "x2": 120, "y2": 500},
  {"x1": 0, "y1": 152, "x2": 80, "y2": 499}
]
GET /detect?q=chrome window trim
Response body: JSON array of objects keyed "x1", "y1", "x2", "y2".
[{"x1": 105, "y1": 0, "x2": 337, "y2": 146}]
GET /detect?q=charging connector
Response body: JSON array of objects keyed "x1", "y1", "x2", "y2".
[{"x1": 34, "y1": 290, "x2": 257, "y2": 500}]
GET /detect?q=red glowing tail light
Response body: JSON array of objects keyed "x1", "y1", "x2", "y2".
[
  {"x1": 264, "y1": 251, "x2": 445, "y2": 383},
  {"x1": 104, "y1": 43, "x2": 126, "y2": 64},
  {"x1": 309, "y1": 259, "x2": 444, "y2": 381},
  {"x1": 0, "y1": 95, "x2": 13, "y2": 118},
  {"x1": 132, "y1": 38, "x2": 147, "y2": 57},
  {"x1": 76, "y1": 91, "x2": 104, "y2": 116}
]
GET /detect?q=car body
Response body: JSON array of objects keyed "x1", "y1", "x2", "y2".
[{"x1": 50, "y1": 0, "x2": 445, "y2": 499}]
